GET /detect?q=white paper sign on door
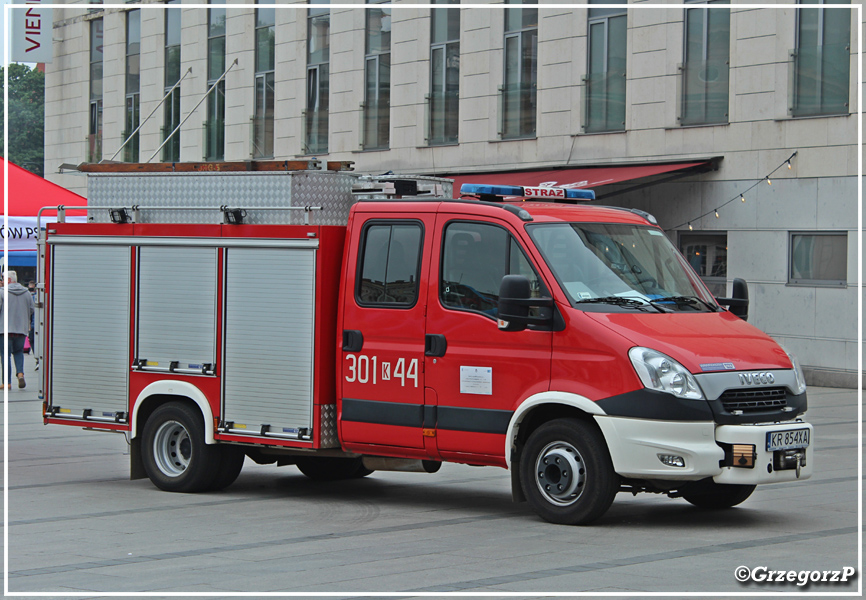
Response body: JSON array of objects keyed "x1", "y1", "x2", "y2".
[{"x1": 460, "y1": 366, "x2": 492, "y2": 395}]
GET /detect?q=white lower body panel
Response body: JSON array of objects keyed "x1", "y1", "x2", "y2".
[{"x1": 594, "y1": 416, "x2": 813, "y2": 484}]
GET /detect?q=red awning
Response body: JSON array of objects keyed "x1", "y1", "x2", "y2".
[
  {"x1": 1, "y1": 158, "x2": 86, "y2": 216},
  {"x1": 448, "y1": 161, "x2": 711, "y2": 198}
]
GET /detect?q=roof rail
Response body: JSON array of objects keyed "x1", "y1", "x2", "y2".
[{"x1": 71, "y1": 160, "x2": 355, "y2": 174}]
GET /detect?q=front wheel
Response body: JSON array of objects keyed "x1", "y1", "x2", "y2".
[
  {"x1": 681, "y1": 479, "x2": 756, "y2": 509},
  {"x1": 141, "y1": 402, "x2": 220, "y2": 493},
  {"x1": 520, "y1": 418, "x2": 619, "y2": 525}
]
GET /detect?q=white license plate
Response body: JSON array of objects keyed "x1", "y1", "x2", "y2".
[{"x1": 766, "y1": 428, "x2": 810, "y2": 451}]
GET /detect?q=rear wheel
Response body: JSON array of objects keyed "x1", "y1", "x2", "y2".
[
  {"x1": 681, "y1": 479, "x2": 756, "y2": 509},
  {"x1": 142, "y1": 402, "x2": 220, "y2": 493},
  {"x1": 520, "y1": 418, "x2": 619, "y2": 525},
  {"x1": 296, "y1": 456, "x2": 373, "y2": 481}
]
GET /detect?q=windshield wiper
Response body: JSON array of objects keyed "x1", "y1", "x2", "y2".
[
  {"x1": 576, "y1": 296, "x2": 664, "y2": 313},
  {"x1": 649, "y1": 295, "x2": 719, "y2": 312}
]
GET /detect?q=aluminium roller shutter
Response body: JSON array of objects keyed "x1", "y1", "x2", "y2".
[
  {"x1": 136, "y1": 246, "x2": 218, "y2": 370},
  {"x1": 222, "y1": 247, "x2": 316, "y2": 434},
  {"x1": 49, "y1": 244, "x2": 131, "y2": 418}
]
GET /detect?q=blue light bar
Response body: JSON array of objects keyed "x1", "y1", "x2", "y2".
[
  {"x1": 460, "y1": 183, "x2": 525, "y2": 197},
  {"x1": 460, "y1": 183, "x2": 596, "y2": 201}
]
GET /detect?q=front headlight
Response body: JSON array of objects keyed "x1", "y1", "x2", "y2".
[
  {"x1": 628, "y1": 347, "x2": 705, "y2": 400},
  {"x1": 780, "y1": 346, "x2": 807, "y2": 395}
]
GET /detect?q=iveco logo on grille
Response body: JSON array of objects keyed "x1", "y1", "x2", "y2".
[{"x1": 738, "y1": 372, "x2": 776, "y2": 386}]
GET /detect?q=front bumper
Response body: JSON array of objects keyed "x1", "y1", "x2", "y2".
[{"x1": 594, "y1": 416, "x2": 813, "y2": 484}]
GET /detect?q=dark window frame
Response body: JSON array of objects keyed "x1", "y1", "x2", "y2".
[
  {"x1": 162, "y1": 0, "x2": 181, "y2": 162},
  {"x1": 677, "y1": 230, "x2": 728, "y2": 297},
  {"x1": 89, "y1": 18, "x2": 104, "y2": 163},
  {"x1": 584, "y1": 2, "x2": 627, "y2": 133},
  {"x1": 428, "y1": 0, "x2": 460, "y2": 146},
  {"x1": 791, "y1": 0, "x2": 851, "y2": 117},
  {"x1": 305, "y1": 2, "x2": 330, "y2": 154},
  {"x1": 363, "y1": 1, "x2": 392, "y2": 150},
  {"x1": 124, "y1": 9, "x2": 141, "y2": 163},
  {"x1": 205, "y1": 0, "x2": 226, "y2": 161},
  {"x1": 355, "y1": 220, "x2": 426, "y2": 309},
  {"x1": 788, "y1": 231, "x2": 848, "y2": 287},
  {"x1": 680, "y1": 1, "x2": 730, "y2": 126},
  {"x1": 501, "y1": 1, "x2": 538, "y2": 140},
  {"x1": 438, "y1": 219, "x2": 547, "y2": 320},
  {"x1": 253, "y1": 0, "x2": 276, "y2": 159}
]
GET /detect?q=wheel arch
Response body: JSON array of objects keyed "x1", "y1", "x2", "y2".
[
  {"x1": 130, "y1": 381, "x2": 216, "y2": 444},
  {"x1": 505, "y1": 391, "x2": 606, "y2": 472}
]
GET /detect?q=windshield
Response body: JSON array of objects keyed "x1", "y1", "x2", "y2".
[{"x1": 528, "y1": 222, "x2": 718, "y2": 312}]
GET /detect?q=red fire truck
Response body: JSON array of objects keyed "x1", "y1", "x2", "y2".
[{"x1": 37, "y1": 161, "x2": 812, "y2": 525}]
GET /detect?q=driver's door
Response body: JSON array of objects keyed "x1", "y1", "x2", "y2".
[{"x1": 424, "y1": 216, "x2": 553, "y2": 464}]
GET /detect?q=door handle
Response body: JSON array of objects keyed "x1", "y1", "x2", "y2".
[
  {"x1": 425, "y1": 334, "x2": 447, "y2": 357},
  {"x1": 342, "y1": 330, "x2": 363, "y2": 352}
]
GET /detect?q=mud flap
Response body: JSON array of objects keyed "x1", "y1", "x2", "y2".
[
  {"x1": 130, "y1": 435, "x2": 147, "y2": 480},
  {"x1": 511, "y1": 463, "x2": 526, "y2": 502}
]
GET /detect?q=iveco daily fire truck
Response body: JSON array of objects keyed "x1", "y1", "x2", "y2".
[{"x1": 37, "y1": 161, "x2": 812, "y2": 525}]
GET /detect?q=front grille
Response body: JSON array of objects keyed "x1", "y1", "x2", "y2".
[{"x1": 720, "y1": 387, "x2": 787, "y2": 413}]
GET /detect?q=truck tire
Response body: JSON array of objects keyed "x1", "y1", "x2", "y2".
[
  {"x1": 296, "y1": 456, "x2": 373, "y2": 481},
  {"x1": 520, "y1": 418, "x2": 619, "y2": 525},
  {"x1": 141, "y1": 402, "x2": 220, "y2": 493},
  {"x1": 681, "y1": 479, "x2": 756, "y2": 509},
  {"x1": 208, "y1": 445, "x2": 246, "y2": 491}
]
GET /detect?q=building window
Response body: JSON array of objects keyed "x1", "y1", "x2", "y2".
[
  {"x1": 428, "y1": 0, "x2": 459, "y2": 146},
  {"x1": 501, "y1": 0, "x2": 537, "y2": 139},
  {"x1": 124, "y1": 10, "x2": 140, "y2": 162},
  {"x1": 789, "y1": 232, "x2": 847, "y2": 286},
  {"x1": 253, "y1": 0, "x2": 275, "y2": 159},
  {"x1": 305, "y1": 1, "x2": 330, "y2": 154},
  {"x1": 88, "y1": 19, "x2": 104, "y2": 163},
  {"x1": 206, "y1": 0, "x2": 226, "y2": 160},
  {"x1": 584, "y1": 1, "x2": 626, "y2": 133},
  {"x1": 363, "y1": 1, "x2": 391, "y2": 150},
  {"x1": 163, "y1": 0, "x2": 181, "y2": 162},
  {"x1": 680, "y1": 1, "x2": 729, "y2": 126},
  {"x1": 357, "y1": 222, "x2": 423, "y2": 307},
  {"x1": 791, "y1": 0, "x2": 851, "y2": 117},
  {"x1": 678, "y1": 232, "x2": 727, "y2": 297}
]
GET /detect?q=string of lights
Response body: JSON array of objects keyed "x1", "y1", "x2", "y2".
[{"x1": 671, "y1": 151, "x2": 798, "y2": 231}]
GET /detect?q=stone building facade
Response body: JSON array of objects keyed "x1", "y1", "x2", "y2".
[{"x1": 44, "y1": 1, "x2": 861, "y2": 385}]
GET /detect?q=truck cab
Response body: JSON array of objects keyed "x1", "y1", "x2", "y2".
[{"x1": 337, "y1": 184, "x2": 811, "y2": 524}]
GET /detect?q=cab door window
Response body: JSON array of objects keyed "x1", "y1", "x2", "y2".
[
  {"x1": 356, "y1": 222, "x2": 423, "y2": 306},
  {"x1": 440, "y1": 221, "x2": 545, "y2": 316}
]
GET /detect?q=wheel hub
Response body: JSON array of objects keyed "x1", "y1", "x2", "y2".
[
  {"x1": 153, "y1": 420, "x2": 191, "y2": 477},
  {"x1": 535, "y1": 441, "x2": 585, "y2": 506}
]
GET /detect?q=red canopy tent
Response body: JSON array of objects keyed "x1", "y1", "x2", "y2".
[
  {"x1": 447, "y1": 161, "x2": 713, "y2": 198},
  {"x1": 2, "y1": 158, "x2": 86, "y2": 267}
]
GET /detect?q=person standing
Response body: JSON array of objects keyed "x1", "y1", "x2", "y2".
[
  {"x1": 1, "y1": 271, "x2": 36, "y2": 389},
  {"x1": 27, "y1": 280, "x2": 38, "y2": 371}
]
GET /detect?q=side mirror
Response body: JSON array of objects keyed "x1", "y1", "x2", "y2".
[
  {"x1": 717, "y1": 277, "x2": 749, "y2": 321},
  {"x1": 497, "y1": 275, "x2": 554, "y2": 332},
  {"x1": 498, "y1": 275, "x2": 531, "y2": 332}
]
